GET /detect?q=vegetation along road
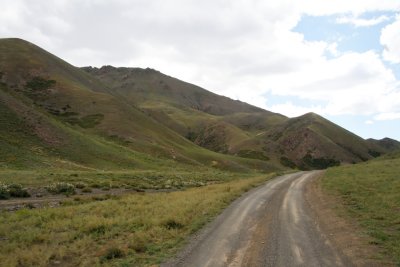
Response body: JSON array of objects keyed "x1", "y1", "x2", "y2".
[{"x1": 164, "y1": 171, "x2": 355, "y2": 267}]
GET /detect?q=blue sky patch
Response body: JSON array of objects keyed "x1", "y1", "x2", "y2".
[{"x1": 294, "y1": 12, "x2": 396, "y2": 54}]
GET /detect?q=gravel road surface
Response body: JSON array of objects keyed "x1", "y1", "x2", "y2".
[{"x1": 163, "y1": 171, "x2": 353, "y2": 267}]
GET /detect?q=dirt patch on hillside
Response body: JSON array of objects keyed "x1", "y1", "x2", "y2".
[{"x1": 306, "y1": 173, "x2": 394, "y2": 267}]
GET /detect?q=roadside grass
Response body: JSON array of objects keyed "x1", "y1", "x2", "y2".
[
  {"x1": 0, "y1": 169, "x2": 248, "y2": 191},
  {"x1": 321, "y1": 156, "x2": 400, "y2": 265},
  {"x1": 0, "y1": 173, "x2": 276, "y2": 266}
]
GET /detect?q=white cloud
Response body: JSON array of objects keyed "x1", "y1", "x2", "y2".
[
  {"x1": 365, "y1": 120, "x2": 374, "y2": 124},
  {"x1": 336, "y1": 15, "x2": 390, "y2": 27},
  {"x1": 0, "y1": 0, "x2": 400, "y2": 123},
  {"x1": 381, "y1": 14, "x2": 400, "y2": 63},
  {"x1": 326, "y1": 42, "x2": 340, "y2": 57},
  {"x1": 374, "y1": 112, "x2": 400, "y2": 120},
  {"x1": 296, "y1": 0, "x2": 400, "y2": 16}
]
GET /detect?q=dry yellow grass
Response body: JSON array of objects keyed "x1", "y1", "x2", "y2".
[{"x1": 0, "y1": 173, "x2": 276, "y2": 266}]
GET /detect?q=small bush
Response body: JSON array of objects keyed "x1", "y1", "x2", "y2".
[
  {"x1": 25, "y1": 203, "x2": 35, "y2": 209},
  {"x1": 91, "y1": 183, "x2": 101, "y2": 188},
  {"x1": 0, "y1": 182, "x2": 10, "y2": 199},
  {"x1": 92, "y1": 195, "x2": 109, "y2": 201},
  {"x1": 46, "y1": 182, "x2": 76, "y2": 195},
  {"x1": 280, "y1": 156, "x2": 297, "y2": 169},
  {"x1": 78, "y1": 114, "x2": 104, "y2": 128},
  {"x1": 130, "y1": 239, "x2": 147, "y2": 253},
  {"x1": 237, "y1": 150, "x2": 270, "y2": 160},
  {"x1": 74, "y1": 182, "x2": 87, "y2": 189},
  {"x1": 163, "y1": 219, "x2": 184, "y2": 230},
  {"x1": 102, "y1": 247, "x2": 125, "y2": 260},
  {"x1": 81, "y1": 187, "x2": 92, "y2": 193},
  {"x1": 87, "y1": 224, "x2": 107, "y2": 236},
  {"x1": 300, "y1": 154, "x2": 340, "y2": 170},
  {"x1": 8, "y1": 184, "x2": 30, "y2": 198},
  {"x1": 25, "y1": 77, "x2": 56, "y2": 91},
  {"x1": 0, "y1": 183, "x2": 30, "y2": 199}
]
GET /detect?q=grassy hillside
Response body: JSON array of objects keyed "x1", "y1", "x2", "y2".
[
  {"x1": 0, "y1": 82, "x2": 191, "y2": 171},
  {"x1": 258, "y1": 113, "x2": 386, "y2": 169},
  {"x1": 83, "y1": 66, "x2": 388, "y2": 168},
  {"x1": 0, "y1": 38, "x2": 282, "y2": 173},
  {"x1": 367, "y1": 137, "x2": 400, "y2": 152},
  {"x1": 0, "y1": 37, "x2": 394, "y2": 172},
  {"x1": 322, "y1": 154, "x2": 400, "y2": 265},
  {"x1": 82, "y1": 66, "x2": 287, "y2": 153},
  {"x1": 81, "y1": 66, "x2": 270, "y2": 116}
]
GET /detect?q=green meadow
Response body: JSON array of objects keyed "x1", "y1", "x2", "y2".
[{"x1": 322, "y1": 153, "x2": 400, "y2": 265}]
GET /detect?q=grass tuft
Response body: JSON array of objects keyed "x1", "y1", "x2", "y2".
[
  {"x1": 163, "y1": 219, "x2": 184, "y2": 230},
  {"x1": 101, "y1": 247, "x2": 125, "y2": 261}
]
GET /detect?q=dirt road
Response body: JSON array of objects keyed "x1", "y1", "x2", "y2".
[{"x1": 163, "y1": 171, "x2": 353, "y2": 267}]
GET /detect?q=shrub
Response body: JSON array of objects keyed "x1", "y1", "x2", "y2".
[
  {"x1": 0, "y1": 183, "x2": 30, "y2": 199},
  {"x1": 46, "y1": 182, "x2": 76, "y2": 195},
  {"x1": 102, "y1": 247, "x2": 125, "y2": 261},
  {"x1": 163, "y1": 219, "x2": 184, "y2": 230},
  {"x1": 7, "y1": 184, "x2": 30, "y2": 198},
  {"x1": 78, "y1": 114, "x2": 104, "y2": 128},
  {"x1": 25, "y1": 77, "x2": 56, "y2": 91},
  {"x1": 280, "y1": 156, "x2": 297, "y2": 169},
  {"x1": 74, "y1": 182, "x2": 87, "y2": 189},
  {"x1": 237, "y1": 150, "x2": 270, "y2": 160},
  {"x1": 0, "y1": 182, "x2": 10, "y2": 200},
  {"x1": 81, "y1": 187, "x2": 92, "y2": 193},
  {"x1": 300, "y1": 154, "x2": 340, "y2": 170}
]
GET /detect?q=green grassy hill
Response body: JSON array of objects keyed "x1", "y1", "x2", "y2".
[
  {"x1": 257, "y1": 112, "x2": 387, "y2": 169},
  {"x1": 367, "y1": 137, "x2": 400, "y2": 152},
  {"x1": 82, "y1": 66, "x2": 284, "y2": 156},
  {"x1": 82, "y1": 66, "x2": 390, "y2": 169},
  {"x1": 322, "y1": 153, "x2": 400, "y2": 265},
  {"x1": 0, "y1": 38, "x2": 281, "y2": 172},
  {"x1": 0, "y1": 38, "x2": 395, "y2": 172}
]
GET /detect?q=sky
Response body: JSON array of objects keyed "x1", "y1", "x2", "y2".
[{"x1": 1, "y1": 0, "x2": 400, "y2": 141}]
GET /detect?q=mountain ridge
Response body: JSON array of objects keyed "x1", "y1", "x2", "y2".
[
  {"x1": 82, "y1": 64, "x2": 390, "y2": 169},
  {"x1": 0, "y1": 37, "x2": 395, "y2": 171}
]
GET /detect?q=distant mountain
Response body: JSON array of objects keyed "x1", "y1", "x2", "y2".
[
  {"x1": 257, "y1": 113, "x2": 386, "y2": 169},
  {"x1": 0, "y1": 38, "x2": 392, "y2": 171},
  {"x1": 367, "y1": 137, "x2": 400, "y2": 152}
]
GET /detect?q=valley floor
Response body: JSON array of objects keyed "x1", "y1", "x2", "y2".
[
  {"x1": 1, "y1": 154, "x2": 398, "y2": 266},
  {"x1": 0, "y1": 171, "x2": 275, "y2": 266}
]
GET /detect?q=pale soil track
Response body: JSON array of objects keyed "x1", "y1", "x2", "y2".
[{"x1": 163, "y1": 171, "x2": 386, "y2": 267}]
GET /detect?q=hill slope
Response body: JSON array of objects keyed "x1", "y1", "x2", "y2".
[
  {"x1": 0, "y1": 38, "x2": 281, "y2": 172},
  {"x1": 83, "y1": 66, "x2": 387, "y2": 169},
  {"x1": 322, "y1": 153, "x2": 400, "y2": 264},
  {"x1": 82, "y1": 66, "x2": 286, "y2": 156},
  {"x1": 367, "y1": 137, "x2": 400, "y2": 152},
  {"x1": 0, "y1": 38, "x2": 393, "y2": 171},
  {"x1": 258, "y1": 113, "x2": 386, "y2": 169}
]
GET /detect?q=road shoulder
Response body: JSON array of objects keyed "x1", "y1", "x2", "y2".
[{"x1": 306, "y1": 172, "x2": 393, "y2": 267}]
